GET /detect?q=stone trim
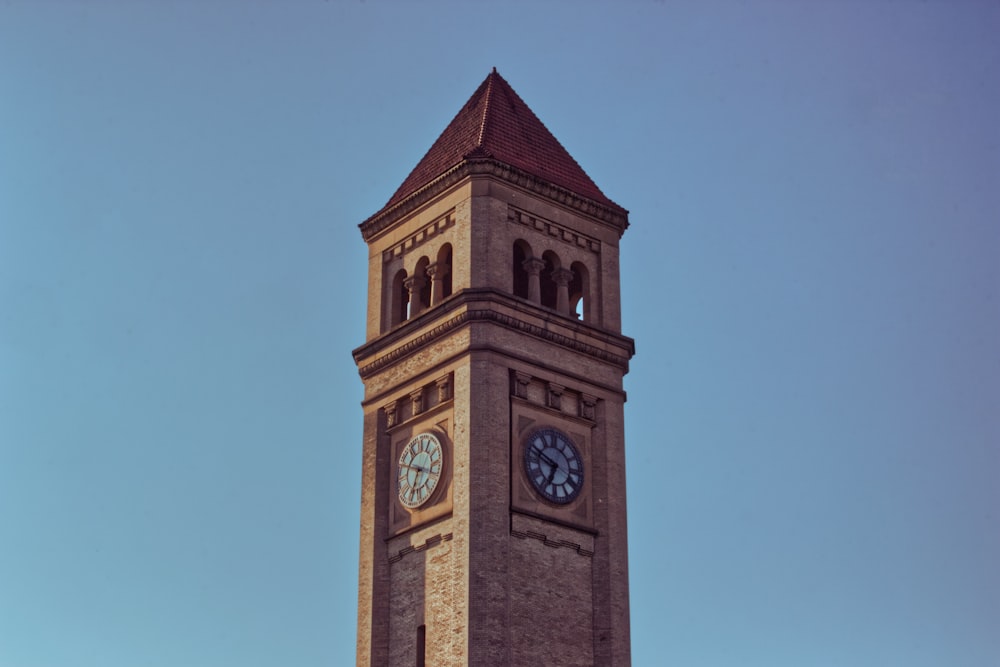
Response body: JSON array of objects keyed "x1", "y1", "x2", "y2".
[
  {"x1": 435, "y1": 375, "x2": 452, "y2": 402},
  {"x1": 381, "y1": 210, "x2": 456, "y2": 263},
  {"x1": 359, "y1": 159, "x2": 629, "y2": 242},
  {"x1": 356, "y1": 308, "x2": 631, "y2": 379},
  {"x1": 388, "y1": 532, "x2": 454, "y2": 564},
  {"x1": 513, "y1": 371, "x2": 531, "y2": 399},
  {"x1": 383, "y1": 400, "x2": 398, "y2": 428},
  {"x1": 508, "y1": 206, "x2": 601, "y2": 253},
  {"x1": 409, "y1": 387, "x2": 424, "y2": 415},
  {"x1": 510, "y1": 370, "x2": 599, "y2": 424},
  {"x1": 383, "y1": 373, "x2": 454, "y2": 433},
  {"x1": 546, "y1": 382, "x2": 564, "y2": 410},
  {"x1": 511, "y1": 528, "x2": 594, "y2": 558}
]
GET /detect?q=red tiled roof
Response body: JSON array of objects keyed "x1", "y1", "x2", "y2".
[{"x1": 383, "y1": 68, "x2": 618, "y2": 210}]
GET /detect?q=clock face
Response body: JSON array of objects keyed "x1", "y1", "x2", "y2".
[
  {"x1": 524, "y1": 428, "x2": 584, "y2": 504},
  {"x1": 397, "y1": 432, "x2": 444, "y2": 509}
]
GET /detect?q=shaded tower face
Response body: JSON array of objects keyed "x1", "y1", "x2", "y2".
[{"x1": 353, "y1": 69, "x2": 634, "y2": 666}]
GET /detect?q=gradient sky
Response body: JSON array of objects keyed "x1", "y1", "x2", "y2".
[{"x1": 2, "y1": 2, "x2": 998, "y2": 666}]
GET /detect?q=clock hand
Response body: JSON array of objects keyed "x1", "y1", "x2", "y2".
[
  {"x1": 546, "y1": 461, "x2": 559, "y2": 484},
  {"x1": 538, "y1": 450, "x2": 560, "y2": 468}
]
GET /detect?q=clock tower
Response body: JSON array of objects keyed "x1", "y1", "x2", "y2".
[{"x1": 353, "y1": 69, "x2": 635, "y2": 666}]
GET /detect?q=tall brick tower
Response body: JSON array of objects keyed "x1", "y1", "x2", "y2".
[{"x1": 353, "y1": 69, "x2": 634, "y2": 666}]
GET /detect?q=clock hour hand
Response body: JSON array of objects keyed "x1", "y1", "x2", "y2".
[{"x1": 400, "y1": 462, "x2": 428, "y2": 474}]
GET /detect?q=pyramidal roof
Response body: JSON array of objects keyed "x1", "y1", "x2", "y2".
[{"x1": 382, "y1": 68, "x2": 620, "y2": 211}]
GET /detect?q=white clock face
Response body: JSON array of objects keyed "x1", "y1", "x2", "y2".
[
  {"x1": 524, "y1": 428, "x2": 583, "y2": 504},
  {"x1": 397, "y1": 432, "x2": 444, "y2": 509}
]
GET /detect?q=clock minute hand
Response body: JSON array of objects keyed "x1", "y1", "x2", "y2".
[
  {"x1": 537, "y1": 450, "x2": 560, "y2": 469},
  {"x1": 539, "y1": 456, "x2": 561, "y2": 484}
]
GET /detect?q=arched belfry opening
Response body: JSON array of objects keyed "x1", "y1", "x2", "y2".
[
  {"x1": 432, "y1": 244, "x2": 453, "y2": 304},
  {"x1": 540, "y1": 250, "x2": 560, "y2": 310},
  {"x1": 391, "y1": 268, "x2": 408, "y2": 327},
  {"x1": 384, "y1": 242, "x2": 455, "y2": 332},
  {"x1": 410, "y1": 256, "x2": 431, "y2": 319},
  {"x1": 570, "y1": 261, "x2": 590, "y2": 322},
  {"x1": 512, "y1": 240, "x2": 531, "y2": 300}
]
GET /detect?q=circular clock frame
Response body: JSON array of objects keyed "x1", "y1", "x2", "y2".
[
  {"x1": 397, "y1": 432, "x2": 445, "y2": 509},
  {"x1": 523, "y1": 427, "x2": 584, "y2": 505}
]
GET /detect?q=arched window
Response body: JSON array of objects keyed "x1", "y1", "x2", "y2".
[
  {"x1": 540, "y1": 250, "x2": 560, "y2": 310},
  {"x1": 391, "y1": 269, "x2": 408, "y2": 327},
  {"x1": 512, "y1": 240, "x2": 531, "y2": 299},
  {"x1": 570, "y1": 261, "x2": 590, "y2": 321},
  {"x1": 434, "y1": 244, "x2": 453, "y2": 303},
  {"x1": 411, "y1": 256, "x2": 431, "y2": 318}
]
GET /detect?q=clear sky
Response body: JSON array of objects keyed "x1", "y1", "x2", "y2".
[{"x1": 2, "y1": 2, "x2": 998, "y2": 666}]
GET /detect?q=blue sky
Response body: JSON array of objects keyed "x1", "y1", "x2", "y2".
[{"x1": 2, "y1": 2, "x2": 998, "y2": 666}]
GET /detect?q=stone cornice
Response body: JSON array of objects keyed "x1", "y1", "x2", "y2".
[
  {"x1": 382, "y1": 209, "x2": 455, "y2": 263},
  {"x1": 508, "y1": 206, "x2": 601, "y2": 254},
  {"x1": 359, "y1": 158, "x2": 630, "y2": 242},
  {"x1": 353, "y1": 289, "x2": 635, "y2": 380}
]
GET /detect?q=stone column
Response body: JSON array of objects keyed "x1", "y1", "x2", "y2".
[
  {"x1": 426, "y1": 262, "x2": 450, "y2": 306},
  {"x1": 403, "y1": 274, "x2": 426, "y2": 318},
  {"x1": 522, "y1": 257, "x2": 546, "y2": 304},
  {"x1": 551, "y1": 267, "x2": 574, "y2": 316}
]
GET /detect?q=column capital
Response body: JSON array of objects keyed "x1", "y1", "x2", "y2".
[
  {"x1": 522, "y1": 257, "x2": 547, "y2": 275},
  {"x1": 551, "y1": 267, "x2": 574, "y2": 286},
  {"x1": 426, "y1": 262, "x2": 450, "y2": 279},
  {"x1": 402, "y1": 274, "x2": 426, "y2": 291}
]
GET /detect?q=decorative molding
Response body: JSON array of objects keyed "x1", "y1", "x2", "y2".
[
  {"x1": 426, "y1": 261, "x2": 450, "y2": 280},
  {"x1": 382, "y1": 211, "x2": 456, "y2": 263},
  {"x1": 409, "y1": 388, "x2": 424, "y2": 415},
  {"x1": 359, "y1": 159, "x2": 629, "y2": 242},
  {"x1": 357, "y1": 312, "x2": 471, "y2": 378},
  {"x1": 388, "y1": 532, "x2": 454, "y2": 564},
  {"x1": 356, "y1": 307, "x2": 631, "y2": 379},
  {"x1": 546, "y1": 382, "x2": 564, "y2": 411},
  {"x1": 513, "y1": 371, "x2": 531, "y2": 399},
  {"x1": 383, "y1": 400, "x2": 398, "y2": 428},
  {"x1": 509, "y1": 369, "x2": 600, "y2": 427},
  {"x1": 402, "y1": 274, "x2": 426, "y2": 291},
  {"x1": 551, "y1": 267, "x2": 574, "y2": 286},
  {"x1": 508, "y1": 206, "x2": 601, "y2": 253},
  {"x1": 435, "y1": 374, "x2": 452, "y2": 402},
  {"x1": 510, "y1": 528, "x2": 594, "y2": 558}
]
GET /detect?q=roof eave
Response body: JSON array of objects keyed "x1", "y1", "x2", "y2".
[{"x1": 359, "y1": 158, "x2": 629, "y2": 242}]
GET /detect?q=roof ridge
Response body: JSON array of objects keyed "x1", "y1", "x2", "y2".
[{"x1": 476, "y1": 68, "x2": 496, "y2": 149}]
